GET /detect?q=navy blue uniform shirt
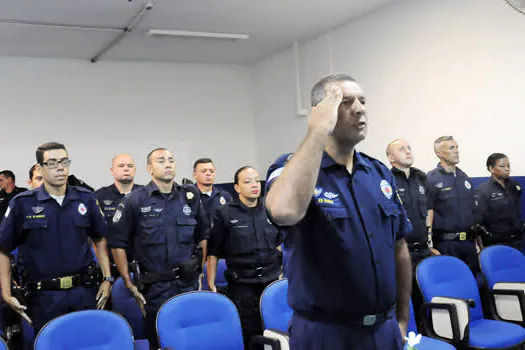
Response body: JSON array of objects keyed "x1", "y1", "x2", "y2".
[
  {"x1": 392, "y1": 167, "x2": 428, "y2": 244},
  {"x1": 198, "y1": 186, "x2": 232, "y2": 222},
  {"x1": 208, "y1": 197, "x2": 282, "y2": 283},
  {"x1": 474, "y1": 178, "x2": 522, "y2": 235},
  {"x1": 0, "y1": 185, "x2": 107, "y2": 280},
  {"x1": 95, "y1": 183, "x2": 143, "y2": 226},
  {"x1": 108, "y1": 181, "x2": 209, "y2": 273},
  {"x1": 266, "y1": 151, "x2": 410, "y2": 316},
  {"x1": 426, "y1": 164, "x2": 474, "y2": 234},
  {"x1": 0, "y1": 186, "x2": 28, "y2": 224}
]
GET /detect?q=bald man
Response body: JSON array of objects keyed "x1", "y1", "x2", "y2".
[
  {"x1": 95, "y1": 154, "x2": 143, "y2": 228},
  {"x1": 387, "y1": 139, "x2": 437, "y2": 267}
]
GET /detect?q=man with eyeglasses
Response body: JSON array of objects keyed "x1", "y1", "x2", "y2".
[
  {"x1": 0, "y1": 142, "x2": 113, "y2": 343},
  {"x1": 108, "y1": 147, "x2": 209, "y2": 349}
]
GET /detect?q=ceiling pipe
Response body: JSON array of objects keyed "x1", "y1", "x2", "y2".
[{"x1": 89, "y1": 0, "x2": 154, "y2": 63}]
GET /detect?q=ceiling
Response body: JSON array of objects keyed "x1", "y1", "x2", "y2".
[{"x1": 0, "y1": 0, "x2": 395, "y2": 65}]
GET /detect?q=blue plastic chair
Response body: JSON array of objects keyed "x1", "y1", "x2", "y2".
[
  {"x1": 0, "y1": 337, "x2": 7, "y2": 350},
  {"x1": 111, "y1": 275, "x2": 149, "y2": 349},
  {"x1": 260, "y1": 279, "x2": 292, "y2": 332},
  {"x1": 202, "y1": 259, "x2": 228, "y2": 291},
  {"x1": 406, "y1": 299, "x2": 456, "y2": 349},
  {"x1": 479, "y1": 245, "x2": 525, "y2": 326},
  {"x1": 34, "y1": 310, "x2": 135, "y2": 350},
  {"x1": 157, "y1": 291, "x2": 279, "y2": 350},
  {"x1": 417, "y1": 256, "x2": 525, "y2": 349},
  {"x1": 157, "y1": 291, "x2": 245, "y2": 350}
]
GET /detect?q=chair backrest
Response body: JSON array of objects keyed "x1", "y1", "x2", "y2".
[
  {"x1": 157, "y1": 291, "x2": 244, "y2": 350},
  {"x1": 416, "y1": 256, "x2": 483, "y2": 321},
  {"x1": 111, "y1": 274, "x2": 146, "y2": 339},
  {"x1": 34, "y1": 310, "x2": 134, "y2": 350},
  {"x1": 408, "y1": 299, "x2": 418, "y2": 333},
  {"x1": 260, "y1": 279, "x2": 292, "y2": 332},
  {"x1": 479, "y1": 245, "x2": 525, "y2": 289},
  {"x1": 202, "y1": 259, "x2": 228, "y2": 290},
  {"x1": 0, "y1": 337, "x2": 7, "y2": 350}
]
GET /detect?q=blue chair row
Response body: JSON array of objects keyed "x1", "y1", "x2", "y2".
[
  {"x1": 416, "y1": 246, "x2": 525, "y2": 349},
  {"x1": 32, "y1": 292, "x2": 281, "y2": 350}
]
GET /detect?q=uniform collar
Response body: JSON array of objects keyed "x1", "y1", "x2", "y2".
[
  {"x1": 437, "y1": 163, "x2": 462, "y2": 176},
  {"x1": 37, "y1": 185, "x2": 79, "y2": 201},
  {"x1": 145, "y1": 181, "x2": 178, "y2": 197},
  {"x1": 110, "y1": 182, "x2": 139, "y2": 195},
  {"x1": 320, "y1": 151, "x2": 371, "y2": 172},
  {"x1": 229, "y1": 197, "x2": 262, "y2": 212},
  {"x1": 489, "y1": 177, "x2": 507, "y2": 190}
]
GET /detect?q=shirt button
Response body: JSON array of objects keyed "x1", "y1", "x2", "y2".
[
  {"x1": 375, "y1": 259, "x2": 381, "y2": 264},
  {"x1": 368, "y1": 232, "x2": 373, "y2": 237}
]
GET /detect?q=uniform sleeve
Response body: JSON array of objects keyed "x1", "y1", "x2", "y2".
[
  {"x1": 473, "y1": 187, "x2": 489, "y2": 226},
  {"x1": 194, "y1": 198, "x2": 210, "y2": 243},
  {"x1": 107, "y1": 198, "x2": 135, "y2": 249},
  {"x1": 426, "y1": 174, "x2": 437, "y2": 210},
  {"x1": 265, "y1": 153, "x2": 292, "y2": 190},
  {"x1": 0, "y1": 199, "x2": 22, "y2": 254},
  {"x1": 88, "y1": 195, "x2": 108, "y2": 241},
  {"x1": 391, "y1": 174, "x2": 411, "y2": 240},
  {"x1": 207, "y1": 207, "x2": 228, "y2": 258}
]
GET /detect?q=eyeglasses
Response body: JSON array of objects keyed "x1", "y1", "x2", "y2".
[{"x1": 41, "y1": 159, "x2": 71, "y2": 169}]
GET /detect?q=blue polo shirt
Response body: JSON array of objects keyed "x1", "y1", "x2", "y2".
[
  {"x1": 0, "y1": 185, "x2": 107, "y2": 280},
  {"x1": 426, "y1": 164, "x2": 474, "y2": 234},
  {"x1": 108, "y1": 181, "x2": 209, "y2": 274},
  {"x1": 266, "y1": 151, "x2": 410, "y2": 316}
]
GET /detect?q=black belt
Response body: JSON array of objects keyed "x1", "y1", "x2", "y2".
[
  {"x1": 140, "y1": 255, "x2": 201, "y2": 285},
  {"x1": 26, "y1": 274, "x2": 84, "y2": 291},
  {"x1": 296, "y1": 303, "x2": 395, "y2": 328},
  {"x1": 435, "y1": 232, "x2": 471, "y2": 241},
  {"x1": 229, "y1": 261, "x2": 281, "y2": 279},
  {"x1": 486, "y1": 232, "x2": 522, "y2": 243}
]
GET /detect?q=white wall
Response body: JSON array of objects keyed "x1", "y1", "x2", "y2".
[
  {"x1": 0, "y1": 57, "x2": 256, "y2": 189},
  {"x1": 252, "y1": 0, "x2": 525, "y2": 177}
]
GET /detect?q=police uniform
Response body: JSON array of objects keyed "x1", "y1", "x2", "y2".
[
  {"x1": 426, "y1": 164, "x2": 479, "y2": 279},
  {"x1": 391, "y1": 167, "x2": 431, "y2": 266},
  {"x1": 198, "y1": 186, "x2": 232, "y2": 223},
  {"x1": 0, "y1": 185, "x2": 107, "y2": 337},
  {"x1": 0, "y1": 187, "x2": 27, "y2": 224},
  {"x1": 208, "y1": 198, "x2": 282, "y2": 347},
  {"x1": 266, "y1": 152, "x2": 410, "y2": 350},
  {"x1": 108, "y1": 181, "x2": 209, "y2": 347},
  {"x1": 474, "y1": 178, "x2": 523, "y2": 250},
  {"x1": 95, "y1": 183, "x2": 143, "y2": 224}
]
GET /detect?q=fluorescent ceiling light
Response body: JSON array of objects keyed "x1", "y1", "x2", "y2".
[{"x1": 148, "y1": 29, "x2": 249, "y2": 40}]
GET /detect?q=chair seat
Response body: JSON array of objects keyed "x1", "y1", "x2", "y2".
[
  {"x1": 407, "y1": 336, "x2": 456, "y2": 349},
  {"x1": 134, "y1": 339, "x2": 150, "y2": 350},
  {"x1": 468, "y1": 319, "x2": 525, "y2": 348}
]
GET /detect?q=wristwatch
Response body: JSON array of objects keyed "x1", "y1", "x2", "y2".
[{"x1": 102, "y1": 276, "x2": 115, "y2": 285}]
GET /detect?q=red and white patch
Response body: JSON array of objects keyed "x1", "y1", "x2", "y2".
[
  {"x1": 78, "y1": 203, "x2": 87, "y2": 216},
  {"x1": 380, "y1": 179, "x2": 393, "y2": 199}
]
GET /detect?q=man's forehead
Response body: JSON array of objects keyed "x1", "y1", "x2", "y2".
[
  {"x1": 334, "y1": 80, "x2": 364, "y2": 96},
  {"x1": 197, "y1": 163, "x2": 215, "y2": 169},
  {"x1": 152, "y1": 150, "x2": 174, "y2": 159},
  {"x1": 43, "y1": 149, "x2": 67, "y2": 160}
]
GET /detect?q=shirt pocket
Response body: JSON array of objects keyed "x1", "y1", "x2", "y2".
[
  {"x1": 22, "y1": 219, "x2": 48, "y2": 247},
  {"x1": 139, "y1": 217, "x2": 164, "y2": 246},
  {"x1": 176, "y1": 217, "x2": 197, "y2": 244}
]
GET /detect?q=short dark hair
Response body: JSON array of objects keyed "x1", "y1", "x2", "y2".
[
  {"x1": 29, "y1": 164, "x2": 38, "y2": 180},
  {"x1": 433, "y1": 136, "x2": 454, "y2": 153},
  {"x1": 147, "y1": 148, "x2": 168, "y2": 165},
  {"x1": 486, "y1": 153, "x2": 508, "y2": 171},
  {"x1": 36, "y1": 142, "x2": 67, "y2": 164},
  {"x1": 234, "y1": 166, "x2": 255, "y2": 185},
  {"x1": 193, "y1": 158, "x2": 214, "y2": 171},
  {"x1": 311, "y1": 74, "x2": 356, "y2": 106},
  {"x1": 0, "y1": 170, "x2": 15, "y2": 182}
]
